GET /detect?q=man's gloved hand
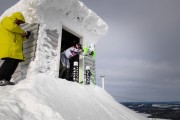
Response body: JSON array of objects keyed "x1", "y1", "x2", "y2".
[
  {"x1": 26, "y1": 31, "x2": 31, "y2": 39},
  {"x1": 22, "y1": 31, "x2": 31, "y2": 39}
]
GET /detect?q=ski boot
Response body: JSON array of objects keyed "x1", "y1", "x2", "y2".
[{"x1": 0, "y1": 80, "x2": 15, "y2": 86}]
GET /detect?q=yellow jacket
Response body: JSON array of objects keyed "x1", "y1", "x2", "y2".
[{"x1": 0, "y1": 12, "x2": 26, "y2": 60}]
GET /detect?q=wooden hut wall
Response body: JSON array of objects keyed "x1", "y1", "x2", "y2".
[{"x1": 13, "y1": 23, "x2": 39, "y2": 79}]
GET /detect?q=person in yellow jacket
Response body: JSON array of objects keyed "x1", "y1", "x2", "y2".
[{"x1": 0, "y1": 12, "x2": 30, "y2": 86}]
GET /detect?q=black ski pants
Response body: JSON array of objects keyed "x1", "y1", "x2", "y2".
[
  {"x1": 59, "y1": 61, "x2": 70, "y2": 80},
  {"x1": 0, "y1": 58, "x2": 20, "y2": 81}
]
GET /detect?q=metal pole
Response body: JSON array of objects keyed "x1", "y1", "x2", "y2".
[{"x1": 100, "y1": 76, "x2": 105, "y2": 89}]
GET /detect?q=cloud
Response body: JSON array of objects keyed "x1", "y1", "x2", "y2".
[
  {"x1": 82, "y1": 0, "x2": 180, "y2": 101},
  {"x1": 97, "y1": 58, "x2": 180, "y2": 81},
  {"x1": 96, "y1": 57, "x2": 180, "y2": 101}
]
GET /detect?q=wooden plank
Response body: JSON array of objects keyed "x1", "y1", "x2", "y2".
[
  {"x1": 46, "y1": 38, "x2": 58, "y2": 48},
  {"x1": 21, "y1": 63, "x2": 31, "y2": 68},
  {"x1": 24, "y1": 40, "x2": 37, "y2": 49},
  {"x1": 27, "y1": 26, "x2": 39, "y2": 32},
  {"x1": 31, "y1": 28, "x2": 39, "y2": 35},
  {"x1": 24, "y1": 38, "x2": 37, "y2": 46},
  {"x1": 21, "y1": 23, "x2": 37, "y2": 27},
  {"x1": 25, "y1": 24, "x2": 39, "y2": 31},
  {"x1": 46, "y1": 29, "x2": 59, "y2": 38},
  {"x1": 21, "y1": 64, "x2": 29, "y2": 69},
  {"x1": 21, "y1": 23, "x2": 38, "y2": 30},
  {"x1": 23, "y1": 46, "x2": 36, "y2": 54},
  {"x1": 24, "y1": 52, "x2": 35, "y2": 59},
  {"x1": 21, "y1": 58, "x2": 34, "y2": 66},
  {"x1": 20, "y1": 23, "x2": 31, "y2": 29},
  {"x1": 47, "y1": 33, "x2": 59, "y2": 42},
  {"x1": 20, "y1": 23, "x2": 39, "y2": 73},
  {"x1": 46, "y1": 34, "x2": 58, "y2": 47}
]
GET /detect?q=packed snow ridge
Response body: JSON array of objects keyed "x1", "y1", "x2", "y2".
[{"x1": 0, "y1": 74, "x2": 147, "y2": 120}]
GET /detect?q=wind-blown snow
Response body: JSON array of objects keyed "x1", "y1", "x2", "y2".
[
  {"x1": 0, "y1": 0, "x2": 108, "y2": 43},
  {"x1": 0, "y1": 74, "x2": 146, "y2": 120}
]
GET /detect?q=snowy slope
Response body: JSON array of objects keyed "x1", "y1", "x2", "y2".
[{"x1": 0, "y1": 74, "x2": 147, "y2": 120}]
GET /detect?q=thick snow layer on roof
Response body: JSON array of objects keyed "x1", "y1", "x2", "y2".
[
  {"x1": 0, "y1": 0, "x2": 108, "y2": 43},
  {"x1": 0, "y1": 74, "x2": 147, "y2": 120}
]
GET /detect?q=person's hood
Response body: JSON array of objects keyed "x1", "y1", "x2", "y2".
[{"x1": 10, "y1": 12, "x2": 25, "y2": 23}]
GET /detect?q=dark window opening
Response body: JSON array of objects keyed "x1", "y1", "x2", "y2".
[{"x1": 59, "y1": 29, "x2": 80, "y2": 81}]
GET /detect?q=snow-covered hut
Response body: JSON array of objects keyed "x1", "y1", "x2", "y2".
[{"x1": 0, "y1": 0, "x2": 108, "y2": 82}]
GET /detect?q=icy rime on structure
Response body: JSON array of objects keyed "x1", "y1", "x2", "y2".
[
  {"x1": 0, "y1": 1, "x2": 149, "y2": 120},
  {"x1": 0, "y1": 0, "x2": 108, "y2": 79}
]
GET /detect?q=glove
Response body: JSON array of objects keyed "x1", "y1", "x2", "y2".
[
  {"x1": 89, "y1": 51, "x2": 94, "y2": 56},
  {"x1": 83, "y1": 47, "x2": 89, "y2": 55},
  {"x1": 26, "y1": 31, "x2": 31, "y2": 39}
]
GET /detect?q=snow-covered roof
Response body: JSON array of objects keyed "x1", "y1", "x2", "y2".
[{"x1": 0, "y1": 0, "x2": 108, "y2": 43}]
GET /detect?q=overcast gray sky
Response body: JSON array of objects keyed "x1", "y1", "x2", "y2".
[
  {"x1": 81, "y1": 0, "x2": 180, "y2": 102},
  {"x1": 1, "y1": 0, "x2": 180, "y2": 102}
]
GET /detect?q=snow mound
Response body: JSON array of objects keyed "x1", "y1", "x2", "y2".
[{"x1": 0, "y1": 74, "x2": 146, "y2": 120}]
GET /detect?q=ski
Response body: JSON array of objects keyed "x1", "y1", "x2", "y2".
[{"x1": 73, "y1": 61, "x2": 79, "y2": 82}]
